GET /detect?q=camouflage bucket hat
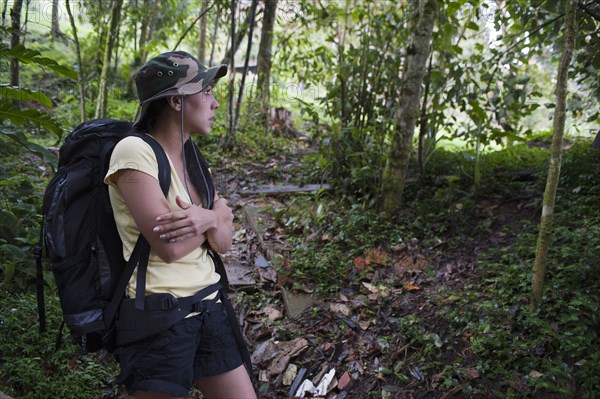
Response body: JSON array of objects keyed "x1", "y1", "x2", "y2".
[{"x1": 133, "y1": 51, "x2": 227, "y2": 126}]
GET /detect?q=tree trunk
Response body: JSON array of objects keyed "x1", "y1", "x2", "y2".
[
  {"x1": 198, "y1": 0, "x2": 208, "y2": 64},
  {"x1": 95, "y1": 0, "x2": 123, "y2": 119},
  {"x1": 9, "y1": 0, "x2": 23, "y2": 88},
  {"x1": 2, "y1": 0, "x2": 9, "y2": 27},
  {"x1": 22, "y1": 0, "x2": 29, "y2": 45},
  {"x1": 233, "y1": 0, "x2": 258, "y2": 131},
  {"x1": 530, "y1": 0, "x2": 576, "y2": 311},
  {"x1": 126, "y1": 0, "x2": 158, "y2": 95},
  {"x1": 224, "y1": 0, "x2": 236, "y2": 149},
  {"x1": 50, "y1": 0, "x2": 61, "y2": 41},
  {"x1": 418, "y1": 54, "x2": 433, "y2": 178},
  {"x1": 208, "y1": 14, "x2": 219, "y2": 66},
  {"x1": 65, "y1": 0, "x2": 86, "y2": 122},
  {"x1": 380, "y1": 0, "x2": 436, "y2": 216},
  {"x1": 220, "y1": 5, "x2": 255, "y2": 66},
  {"x1": 256, "y1": 0, "x2": 277, "y2": 109},
  {"x1": 139, "y1": 0, "x2": 159, "y2": 66}
]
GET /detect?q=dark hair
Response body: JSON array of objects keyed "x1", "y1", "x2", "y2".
[{"x1": 133, "y1": 98, "x2": 168, "y2": 133}]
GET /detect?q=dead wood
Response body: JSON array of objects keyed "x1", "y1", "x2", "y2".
[{"x1": 240, "y1": 184, "x2": 329, "y2": 196}]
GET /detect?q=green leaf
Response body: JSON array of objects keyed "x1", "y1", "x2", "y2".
[
  {"x1": 2, "y1": 258, "x2": 16, "y2": 283},
  {"x1": 467, "y1": 21, "x2": 479, "y2": 31},
  {"x1": 0, "y1": 44, "x2": 77, "y2": 80},
  {"x1": 0, "y1": 210, "x2": 19, "y2": 241},
  {"x1": 0, "y1": 101, "x2": 62, "y2": 135},
  {"x1": 1, "y1": 130, "x2": 58, "y2": 170},
  {"x1": 0, "y1": 244, "x2": 23, "y2": 259},
  {"x1": 432, "y1": 333, "x2": 443, "y2": 348},
  {"x1": 0, "y1": 86, "x2": 53, "y2": 108}
]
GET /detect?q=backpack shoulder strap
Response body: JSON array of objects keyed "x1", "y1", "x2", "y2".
[
  {"x1": 136, "y1": 134, "x2": 171, "y2": 197},
  {"x1": 104, "y1": 134, "x2": 171, "y2": 325}
]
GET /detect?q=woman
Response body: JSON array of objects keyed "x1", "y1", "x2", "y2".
[{"x1": 104, "y1": 51, "x2": 256, "y2": 399}]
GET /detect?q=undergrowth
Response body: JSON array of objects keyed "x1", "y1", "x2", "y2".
[
  {"x1": 278, "y1": 141, "x2": 599, "y2": 397},
  {"x1": 0, "y1": 290, "x2": 119, "y2": 398}
]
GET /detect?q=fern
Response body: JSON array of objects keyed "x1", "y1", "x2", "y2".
[
  {"x1": 0, "y1": 86, "x2": 53, "y2": 108},
  {"x1": 0, "y1": 44, "x2": 77, "y2": 80}
]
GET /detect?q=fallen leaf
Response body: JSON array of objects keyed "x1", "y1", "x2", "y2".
[
  {"x1": 358, "y1": 320, "x2": 371, "y2": 330},
  {"x1": 353, "y1": 256, "x2": 372, "y2": 270},
  {"x1": 330, "y1": 303, "x2": 352, "y2": 317},
  {"x1": 362, "y1": 282, "x2": 378, "y2": 293},
  {"x1": 462, "y1": 367, "x2": 480, "y2": 380},
  {"x1": 283, "y1": 363, "x2": 298, "y2": 386},
  {"x1": 267, "y1": 338, "x2": 309, "y2": 376},
  {"x1": 362, "y1": 282, "x2": 390, "y2": 300},
  {"x1": 337, "y1": 371, "x2": 351, "y2": 390},
  {"x1": 403, "y1": 282, "x2": 421, "y2": 292},
  {"x1": 529, "y1": 370, "x2": 543, "y2": 378},
  {"x1": 321, "y1": 342, "x2": 335, "y2": 355},
  {"x1": 263, "y1": 304, "x2": 283, "y2": 321},
  {"x1": 251, "y1": 339, "x2": 279, "y2": 366}
]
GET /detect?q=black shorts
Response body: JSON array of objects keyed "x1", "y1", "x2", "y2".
[{"x1": 114, "y1": 306, "x2": 244, "y2": 397}]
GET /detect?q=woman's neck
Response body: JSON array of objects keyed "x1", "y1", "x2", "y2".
[{"x1": 149, "y1": 117, "x2": 189, "y2": 157}]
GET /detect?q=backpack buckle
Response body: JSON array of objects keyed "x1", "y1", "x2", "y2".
[
  {"x1": 192, "y1": 301, "x2": 203, "y2": 313},
  {"x1": 160, "y1": 296, "x2": 178, "y2": 310}
]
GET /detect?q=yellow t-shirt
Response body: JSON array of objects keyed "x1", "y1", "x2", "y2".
[{"x1": 104, "y1": 135, "x2": 220, "y2": 299}]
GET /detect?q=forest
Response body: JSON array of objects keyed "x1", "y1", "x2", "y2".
[{"x1": 0, "y1": 0, "x2": 599, "y2": 398}]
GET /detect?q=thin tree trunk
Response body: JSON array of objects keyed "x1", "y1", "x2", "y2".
[
  {"x1": 2, "y1": 0, "x2": 9, "y2": 27},
  {"x1": 530, "y1": 0, "x2": 576, "y2": 311},
  {"x1": 9, "y1": 0, "x2": 23, "y2": 88},
  {"x1": 113, "y1": 9, "x2": 122, "y2": 74},
  {"x1": 50, "y1": 0, "x2": 61, "y2": 41},
  {"x1": 133, "y1": 0, "x2": 138, "y2": 54},
  {"x1": 126, "y1": 0, "x2": 158, "y2": 95},
  {"x1": 138, "y1": 0, "x2": 159, "y2": 66},
  {"x1": 208, "y1": 14, "x2": 219, "y2": 66},
  {"x1": 338, "y1": 0, "x2": 350, "y2": 126},
  {"x1": 65, "y1": 0, "x2": 86, "y2": 122},
  {"x1": 256, "y1": 0, "x2": 277, "y2": 110},
  {"x1": 220, "y1": 5, "x2": 255, "y2": 66},
  {"x1": 95, "y1": 0, "x2": 123, "y2": 119},
  {"x1": 381, "y1": 0, "x2": 436, "y2": 216},
  {"x1": 198, "y1": 0, "x2": 208, "y2": 64},
  {"x1": 22, "y1": 0, "x2": 30, "y2": 46},
  {"x1": 172, "y1": 1, "x2": 216, "y2": 51},
  {"x1": 234, "y1": 0, "x2": 258, "y2": 131},
  {"x1": 224, "y1": 0, "x2": 236, "y2": 149},
  {"x1": 418, "y1": 54, "x2": 433, "y2": 178}
]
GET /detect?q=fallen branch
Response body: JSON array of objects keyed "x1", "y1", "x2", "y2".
[
  {"x1": 242, "y1": 205, "x2": 275, "y2": 260},
  {"x1": 240, "y1": 184, "x2": 329, "y2": 196}
]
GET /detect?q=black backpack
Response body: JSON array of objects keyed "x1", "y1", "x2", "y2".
[
  {"x1": 35, "y1": 118, "x2": 171, "y2": 353},
  {"x1": 36, "y1": 118, "x2": 253, "y2": 378}
]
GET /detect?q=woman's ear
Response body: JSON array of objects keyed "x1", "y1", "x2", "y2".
[{"x1": 166, "y1": 95, "x2": 182, "y2": 112}]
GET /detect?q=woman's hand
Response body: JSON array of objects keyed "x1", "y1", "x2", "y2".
[
  {"x1": 153, "y1": 196, "x2": 217, "y2": 243},
  {"x1": 213, "y1": 197, "x2": 234, "y2": 230},
  {"x1": 206, "y1": 197, "x2": 234, "y2": 253}
]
